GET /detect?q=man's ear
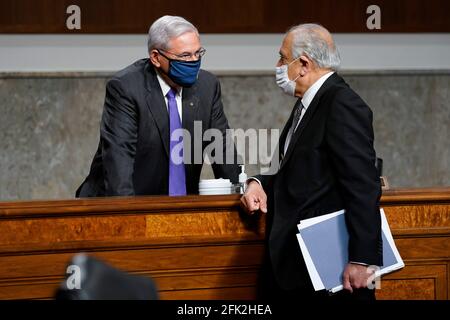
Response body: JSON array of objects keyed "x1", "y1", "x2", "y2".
[
  {"x1": 299, "y1": 55, "x2": 313, "y2": 76},
  {"x1": 149, "y1": 50, "x2": 161, "y2": 67}
]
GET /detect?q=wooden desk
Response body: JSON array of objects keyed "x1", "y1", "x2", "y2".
[{"x1": 0, "y1": 188, "x2": 449, "y2": 300}]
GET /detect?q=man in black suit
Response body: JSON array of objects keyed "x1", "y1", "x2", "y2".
[
  {"x1": 77, "y1": 16, "x2": 239, "y2": 197},
  {"x1": 241, "y1": 24, "x2": 382, "y2": 300}
]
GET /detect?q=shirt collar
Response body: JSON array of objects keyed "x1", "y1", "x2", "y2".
[
  {"x1": 301, "y1": 71, "x2": 334, "y2": 109},
  {"x1": 156, "y1": 70, "x2": 182, "y2": 98}
]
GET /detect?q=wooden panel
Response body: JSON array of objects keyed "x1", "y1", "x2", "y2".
[
  {"x1": 377, "y1": 264, "x2": 448, "y2": 300},
  {"x1": 0, "y1": 0, "x2": 450, "y2": 33},
  {"x1": 0, "y1": 279, "x2": 61, "y2": 300},
  {"x1": 384, "y1": 204, "x2": 450, "y2": 229},
  {"x1": 0, "y1": 188, "x2": 449, "y2": 300},
  {"x1": 159, "y1": 287, "x2": 256, "y2": 300},
  {"x1": 0, "y1": 263, "x2": 261, "y2": 300},
  {"x1": 378, "y1": 279, "x2": 436, "y2": 300},
  {"x1": 0, "y1": 245, "x2": 264, "y2": 279},
  {"x1": 151, "y1": 267, "x2": 259, "y2": 291},
  {"x1": 0, "y1": 211, "x2": 263, "y2": 247},
  {"x1": 395, "y1": 237, "x2": 450, "y2": 259}
]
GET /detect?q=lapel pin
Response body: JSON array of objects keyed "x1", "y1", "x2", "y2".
[{"x1": 189, "y1": 102, "x2": 194, "y2": 107}]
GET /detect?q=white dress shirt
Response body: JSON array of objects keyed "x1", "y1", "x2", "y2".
[
  {"x1": 156, "y1": 72, "x2": 183, "y2": 122},
  {"x1": 283, "y1": 71, "x2": 335, "y2": 154}
]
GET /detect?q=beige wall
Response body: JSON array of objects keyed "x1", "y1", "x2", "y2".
[{"x1": 0, "y1": 70, "x2": 449, "y2": 200}]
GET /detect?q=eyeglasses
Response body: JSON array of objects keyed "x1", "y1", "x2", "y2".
[{"x1": 157, "y1": 47, "x2": 206, "y2": 61}]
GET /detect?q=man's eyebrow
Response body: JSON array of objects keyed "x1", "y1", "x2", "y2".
[{"x1": 179, "y1": 49, "x2": 201, "y2": 55}]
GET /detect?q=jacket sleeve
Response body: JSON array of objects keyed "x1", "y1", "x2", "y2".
[
  {"x1": 100, "y1": 78, "x2": 138, "y2": 196},
  {"x1": 326, "y1": 88, "x2": 383, "y2": 266}
]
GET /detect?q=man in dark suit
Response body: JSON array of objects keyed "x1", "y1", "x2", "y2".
[
  {"x1": 241, "y1": 24, "x2": 382, "y2": 300},
  {"x1": 77, "y1": 16, "x2": 239, "y2": 197}
]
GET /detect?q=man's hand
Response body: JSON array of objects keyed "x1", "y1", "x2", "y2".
[
  {"x1": 240, "y1": 180, "x2": 268, "y2": 215},
  {"x1": 342, "y1": 263, "x2": 374, "y2": 293}
]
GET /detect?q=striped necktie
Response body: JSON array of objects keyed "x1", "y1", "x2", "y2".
[{"x1": 283, "y1": 101, "x2": 304, "y2": 155}]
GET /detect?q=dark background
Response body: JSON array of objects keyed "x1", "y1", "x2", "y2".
[{"x1": 1, "y1": 0, "x2": 449, "y2": 33}]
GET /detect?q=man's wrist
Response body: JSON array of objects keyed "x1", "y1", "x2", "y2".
[{"x1": 246, "y1": 177, "x2": 262, "y2": 187}]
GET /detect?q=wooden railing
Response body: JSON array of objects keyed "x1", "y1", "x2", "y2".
[{"x1": 0, "y1": 188, "x2": 449, "y2": 300}]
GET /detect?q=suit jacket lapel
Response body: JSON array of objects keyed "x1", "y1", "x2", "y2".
[
  {"x1": 280, "y1": 73, "x2": 342, "y2": 169},
  {"x1": 144, "y1": 64, "x2": 170, "y2": 158},
  {"x1": 181, "y1": 86, "x2": 199, "y2": 181}
]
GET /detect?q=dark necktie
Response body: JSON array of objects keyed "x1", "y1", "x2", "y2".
[
  {"x1": 167, "y1": 88, "x2": 187, "y2": 196},
  {"x1": 284, "y1": 101, "x2": 304, "y2": 155}
]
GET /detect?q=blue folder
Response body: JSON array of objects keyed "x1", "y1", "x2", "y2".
[{"x1": 296, "y1": 209, "x2": 404, "y2": 292}]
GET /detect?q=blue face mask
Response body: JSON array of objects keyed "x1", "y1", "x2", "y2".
[{"x1": 158, "y1": 50, "x2": 201, "y2": 87}]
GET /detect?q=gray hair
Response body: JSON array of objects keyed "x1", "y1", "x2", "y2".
[
  {"x1": 288, "y1": 23, "x2": 341, "y2": 71},
  {"x1": 147, "y1": 15, "x2": 199, "y2": 52}
]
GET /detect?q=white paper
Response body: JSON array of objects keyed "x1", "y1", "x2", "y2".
[
  {"x1": 297, "y1": 209, "x2": 345, "y2": 230},
  {"x1": 296, "y1": 233, "x2": 325, "y2": 291}
]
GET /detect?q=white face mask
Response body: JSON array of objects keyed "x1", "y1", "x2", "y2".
[{"x1": 275, "y1": 58, "x2": 300, "y2": 96}]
